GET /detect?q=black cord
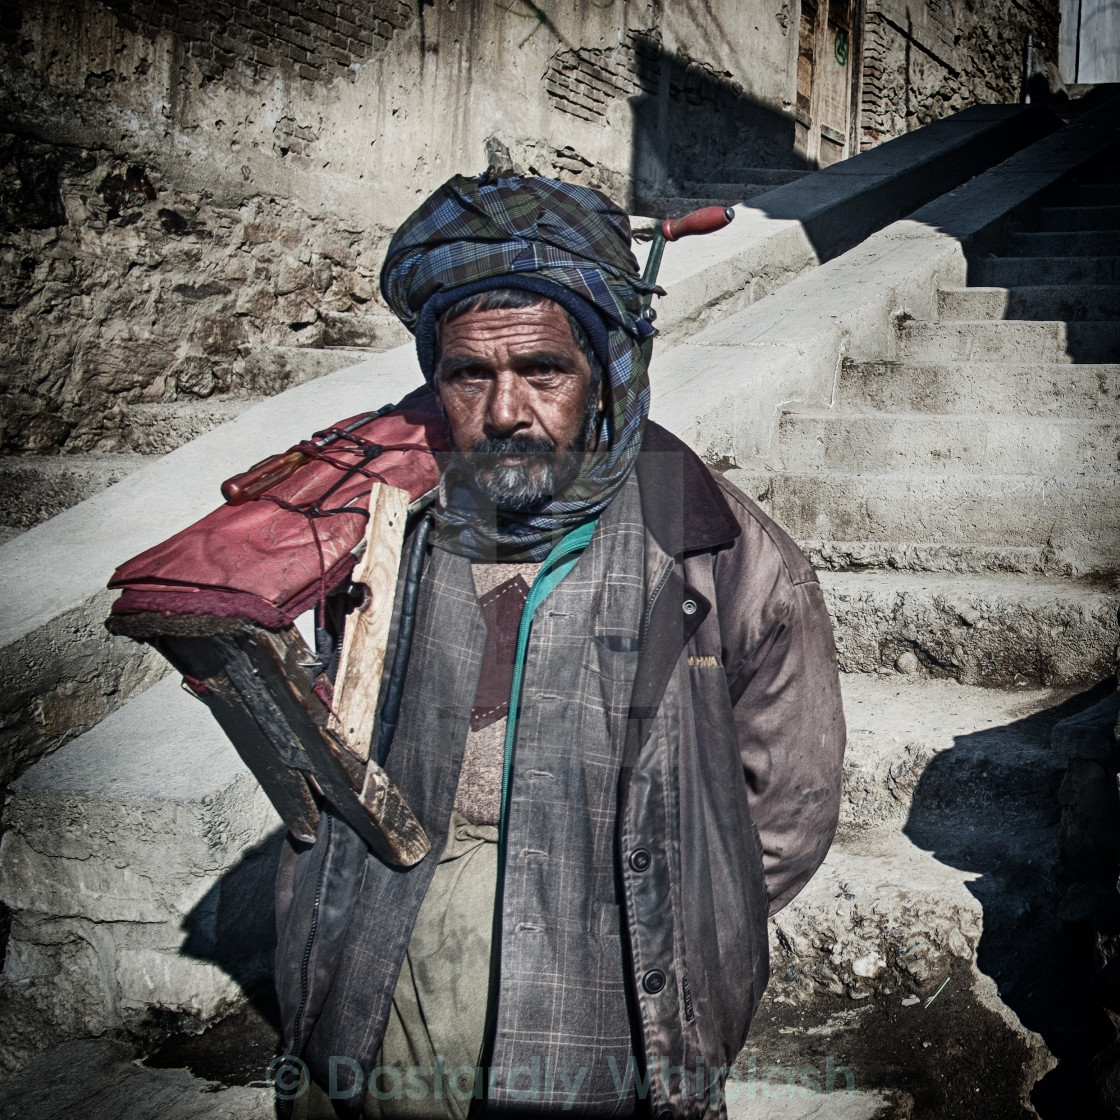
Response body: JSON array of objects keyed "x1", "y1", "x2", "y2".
[{"x1": 376, "y1": 514, "x2": 432, "y2": 766}]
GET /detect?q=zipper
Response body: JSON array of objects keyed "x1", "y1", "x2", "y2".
[{"x1": 290, "y1": 812, "x2": 333, "y2": 1057}]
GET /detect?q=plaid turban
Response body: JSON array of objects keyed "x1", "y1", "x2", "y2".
[{"x1": 380, "y1": 173, "x2": 659, "y2": 561}]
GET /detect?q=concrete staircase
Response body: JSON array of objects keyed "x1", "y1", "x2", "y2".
[
  {"x1": 0, "y1": 346, "x2": 377, "y2": 537},
  {"x1": 724, "y1": 128, "x2": 1120, "y2": 1114},
  {"x1": 731, "y1": 146, "x2": 1120, "y2": 689},
  {"x1": 0, "y1": 96, "x2": 1117, "y2": 1117}
]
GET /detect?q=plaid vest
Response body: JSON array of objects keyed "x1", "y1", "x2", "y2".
[{"x1": 295, "y1": 472, "x2": 647, "y2": 1114}]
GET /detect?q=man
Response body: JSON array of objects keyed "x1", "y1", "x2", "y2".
[{"x1": 273, "y1": 174, "x2": 846, "y2": 1120}]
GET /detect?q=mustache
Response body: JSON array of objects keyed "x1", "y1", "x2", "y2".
[{"x1": 468, "y1": 435, "x2": 558, "y2": 457}]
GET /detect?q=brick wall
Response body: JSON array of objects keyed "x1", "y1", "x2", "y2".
[
  {"x1": 544, "y1": 31, "x2": 661, "y2": 123},
  {"x1": 860, "y1": 0, "x2": 1059, "y2": 148},
  {"x1": 545, "y1": 29, "x2": 797, "y2": 191},
  {"x1": 103, "y1": 0, "x2": 412, "y2": 82}
]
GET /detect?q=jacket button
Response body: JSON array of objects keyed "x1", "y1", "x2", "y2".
[
  {"x1": 643, "y1": 969, "x2": 666, "y2": 994},
  {"x1": 682, "y1": 599, "x2": 697, "y2": 615},
  {"x1": 629, "y1": 848, "x2": 652, "y2": 872}
]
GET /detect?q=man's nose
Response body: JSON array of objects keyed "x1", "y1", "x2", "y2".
[{"x1": 486, "y1": 374, "x2": 532, "y2": 434}]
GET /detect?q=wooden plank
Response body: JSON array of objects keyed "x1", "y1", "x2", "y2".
[
  {"x1": 328, "y1": 482, "x2": 410, "y2": 763},
  {"x1": 244, "y1": 627, "x2": 430, "y2": 867},
  {"x1": 157, "y1": 624, "x2": 430, "y2": 866},
  {"x1": 159, "y1": 634, "x2": 321, "y2": 843}
]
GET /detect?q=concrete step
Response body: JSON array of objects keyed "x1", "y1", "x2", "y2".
[
  {"x1": 839, "y1": 361, "x2": 1120, "y2": 417},
  {"x1": 700, "y1": 167, "x2": 810, "y2": 187},
  {"x1": 936, "y1": 285, "x2": 1120, "y2": 321},
  {"x1": 0, "y1": 674, "x2": 281, "y2": 1075},
  {"x1": 774, "y1": 665, "x2": 1059, "y2": 988},
  {"x1": 1070, "y1": 183, "x2": 1120, "y2": 206},
  {"x1": 0, "y1": 454, "x2": 152, "y2": 531},
  {"x1": 972, "y1": 254, "x2": 1120, "y2": 286},
  {"x1": 770, "y1": 830, "x2": 985, "y2": 997},
  {"x1": 1036, "y1": 204, "x2": 1120, "y2": 231},
  {"x1": 777, "y1": 411, "x2": 1120, "y2": 476},
  {"x1": 762, "y1": 677, "x2": 1064, "y2": 1111},
  {"x1": 122, "y1": 399, "x2": 260, "y2": 456},
  {"x1": 836, "y1": 671, "x2": 1066, "y2": 833},
  {"x1": 673, "y1": 179, "x2": 809, "y2": 199},
  {"x1": 726, "y1": 469, "x2": 1120, "y2": 568},
  {"x1": 728, "y1": 1085, "x2": 893, "y2": 1119},
  {"x1": 819, "y1": 569, "x2": 1119, "y2": 685},
  {"x1": 729, "y1": 476, "x2": 1118, "y2": 677},
  {"x1": 1008, "y1": 229, "x2": 1120, "y2": 256},
  {"x1": 801, "y1": 539, "x2": 1072, "y2": 576},
  {"x1": 0, "y1": 1038, "x2": 274, "y2": 1119},
  {"x1": 896, "y1": 319, "x2": 1120, "y2": 362}
]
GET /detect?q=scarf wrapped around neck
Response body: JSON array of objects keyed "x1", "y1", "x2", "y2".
[{"x1": 379, "y1": 174, "x2": 659, "y2": 562}]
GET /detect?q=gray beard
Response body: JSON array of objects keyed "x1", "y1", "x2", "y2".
[
  {"x1": 465, "y1": 437, "x2": 574, "y2": 512},
  {"x1": 460, "y1": 390, "x2": 601, "y2": 513}
]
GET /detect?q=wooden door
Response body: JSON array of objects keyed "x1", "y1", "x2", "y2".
[
  {"x1": 793, "y1": 0, "x2": 858, "y2": 168},
  {"x1": 793, "y1": 0, "x2": 818, "y2": 166}
]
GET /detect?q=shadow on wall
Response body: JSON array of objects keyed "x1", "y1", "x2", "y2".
[
  {"x1": 180, "y1": 828, "x2": 286, "y2": 1030},
  {"x1": 902, "y1": 681, "x2": 1118, "y2": 1119},
  {"x1": 626, "y1": 43, "x2": 800, "y2": 210},
  {"x1": 967, "y1": 131, "x2": 1120, "y2": 367}
]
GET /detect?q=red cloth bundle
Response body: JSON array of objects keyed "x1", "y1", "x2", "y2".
[{"x1": 108, "y1": 387, "x2": 447, "y2": 629}]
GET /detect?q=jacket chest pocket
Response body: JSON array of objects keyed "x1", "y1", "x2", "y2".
[{"x1": 580, "y1": 634, "x2": 640, "y2": 743}]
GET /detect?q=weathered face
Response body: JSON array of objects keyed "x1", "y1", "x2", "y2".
[{"x1": 435, "y1": 301, "x2": 601, "y2": 511}]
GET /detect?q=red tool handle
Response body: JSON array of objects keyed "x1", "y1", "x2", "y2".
[
  {"x1": 661, "y1": 206, "x2": 736, "y2": 242},
  {"x1": 221, "y1": 449, "x2": 309, "y2": 505}
]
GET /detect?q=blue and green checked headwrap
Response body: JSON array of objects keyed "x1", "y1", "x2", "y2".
[{"x1": 380, "y1": 173, "x2": 659, "y2": 561}]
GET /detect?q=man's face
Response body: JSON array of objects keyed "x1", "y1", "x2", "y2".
[{"x1": 435, "y1": 301, "x2": 601, "y2": 511}]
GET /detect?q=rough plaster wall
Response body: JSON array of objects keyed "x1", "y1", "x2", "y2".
[
  {"x1": 860, "y1": 0, "x2": 1060, "y2": 147},
  {"x1": 544, "y1": 28, "x2": 662, "y2": 125},
  {"x1": 543, "y1": 1, "x2": 801, "y2": 195},
  {"x1": 97, "y1": 0, "x2": 413, "y2": 83},
  {"x1": 0, "y1": 0, "x2": 797, "y2": 456},
  {"x1": 0, "y1": 0, "x2": 799, "y2": 456}
]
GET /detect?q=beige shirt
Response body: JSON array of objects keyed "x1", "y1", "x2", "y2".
[{"x1": 451, "y1": 562, "x2": 541, "y2": 825}]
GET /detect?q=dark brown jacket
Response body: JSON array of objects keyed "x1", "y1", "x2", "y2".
[{"x1": 272, "y1": 422, "x2": 846, "y2": 1119}]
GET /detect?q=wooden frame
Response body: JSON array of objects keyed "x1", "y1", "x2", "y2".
[{"x1": 158, "y1": 623, "x2": 429, "y2": 867}]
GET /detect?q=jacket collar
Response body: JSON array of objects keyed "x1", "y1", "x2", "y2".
[{"x1": 635, "y1": 421, "x2": 741, "y2": 558}]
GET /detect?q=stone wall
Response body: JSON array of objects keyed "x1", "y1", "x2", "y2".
[
  {"x1": 0, "y1": 0, "x2": 1062, "y2": 456},
  {"x1": 860, "y1": 0, "x2": 1060, "y2": 148},
  {"x1": 0, "y1": 134, "x2": 402, "y2": 454},
  {"x1": 0, "y1": 0, "x2": 800, "y2": 456}
]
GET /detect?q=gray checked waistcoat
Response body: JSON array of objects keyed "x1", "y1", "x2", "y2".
[{"x1": 277, "y1": 471, "x2": 649, "y2": 1116}]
